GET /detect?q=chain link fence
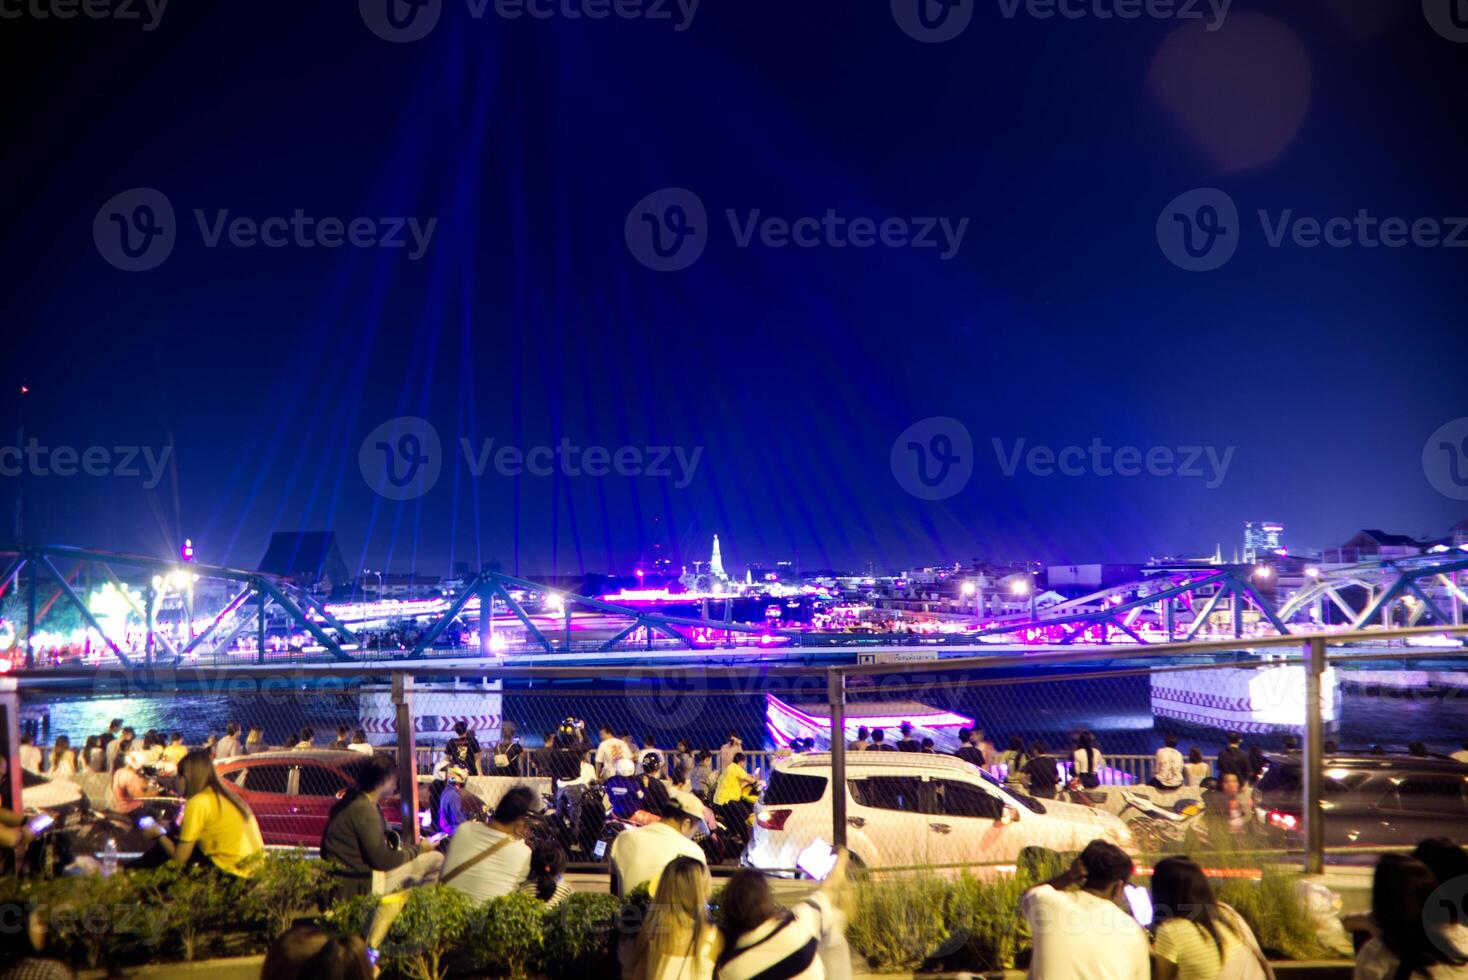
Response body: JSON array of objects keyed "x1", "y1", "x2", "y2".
[{"x1": 3, "y1": 626, "x2": 1466, "y2": 877}]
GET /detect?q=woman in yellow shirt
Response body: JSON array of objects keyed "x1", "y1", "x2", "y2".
[{"x1": 144, "y1": 750, "x2": 264, "y2": 877}]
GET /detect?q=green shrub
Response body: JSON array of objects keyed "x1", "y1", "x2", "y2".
[
  {"x1": 38, "y1": 870, "x2": 148, "y2": 969},
  {"x1": 381, "y1": 885, "x2": 474, "y2": 980},
  {"x1": 469, "y1": 891, "x2": 546, "y2": 980},
  {"x1": 322, "y1": 891, "x2": 381, "y2": 940},
  {"x1": 846, "y1": 875, "x2": 956, "y2": 972},
  {"x1": 942, "y1": 872, "x2": 1029, "y2": 971},
  {"x1": 133, "y1": 864, "x2": 243, "y2": 961},
  {"x1": 1216, "y1": 868, "x2": 1327, "y2": 961},
  {"x1": 240, "y1": 850, "x2": 338, "y2": 939},
  {"x1": 541, "y1": 892, "x2": 622, "y2": 975}
]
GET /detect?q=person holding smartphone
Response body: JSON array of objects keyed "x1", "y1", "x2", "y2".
[
  {"x1": 1022, "y1": 840, "x2": 1149, "y2": 980},
  {"x1": 0, "y1": 755, "x2": 40, "y2": 852},
  {"x1": 718, "y1": 847, "x2": 853, "y2": 980},
  {"x1": 142, "y1": 749, "x2": 264, "y2": 876}
]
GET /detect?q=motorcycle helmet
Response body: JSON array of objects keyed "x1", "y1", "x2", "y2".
[
  {"x1": 641, "y1": 752, "x2": 661, "y2": 774},
  {"x1": 614, "y1": 758, "x2": 635, "y2": 778}
]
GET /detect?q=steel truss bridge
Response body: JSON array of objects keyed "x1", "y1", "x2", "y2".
[{"x1": 1, "y1": 544, "x2": 1465, "y2": 670}]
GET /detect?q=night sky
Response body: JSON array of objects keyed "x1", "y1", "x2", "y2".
[{"x1": 3, "y1": 0, "x2": 1467, "y2": 578}]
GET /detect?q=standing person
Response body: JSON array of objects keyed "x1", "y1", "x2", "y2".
[
  {"x1": 1152, "y1": 735, "x2": 1185, "y2": 792},
  {"x1": 629, "y1": 856, "x2": 722, "y2": 980},
  {"x1": 49, "y1": 736, "x2": 77, "y2": 778},
  {"x1": 1024, "y1": 742, "x2": 1060, "y2": 799},
  {"x1": 1072, "y1": 732, "x2": 1105, "y2": 790},
  {"x1": 80, "y1": 735, "x2": 103, "y2": 773},
  {"x1": 1183, "y1": 748, "x2": 1211, "y2": 789},
  {"x1": 1151, "y1": 856, "x2": 1270, "y2": 980},
  {"x1": 692, "y1": 751, "x2": 717, "y2": 799},
  {"x1": 1215, "y1": 734, "x2": 1251, "y2": 786},
  {"x1": 320, "y1": 756, "x2": 442, "y2": 901},
  {"x1": 640, "y1": 735, "x2": 667, "y2": 775},
  {"x1": 719, "y1": 731, "x2": 744, "y2": 772},
  {"x1": 518, "y1": 840, "x2": 574, "y2": 908},
  {"x1": 215, "y1": 723, "x2": 243, "y2": 760},
  {"x1": 976, "y1": 730, "x2": 999, "y2": 766},
  {"x1": 103, "y1": 720, "x2": 126, "y2": 771},
  {"x1": 671, "y1": 738, "x2": 695, "y2": 778},
  {"x1": 718, "y1": 849, "x2": 852, "y2": 980},
  {"x1": 609, "y1": 790, "x2": 708, "y2": 898},
  {"x1": 1355, "y1": 855, "x2": 1468, "y2": 980},
  {"x1": 346, "y1": 729, "x2": 374, "y2": 755},
  {"x1": 869, "y1": 729, "x2": 896, "y2": 752},
  {"x1": 439, "y1": 786, "x2": 538, "y2": 904},
  {"x1": 955, "y1": 728, "x2": 986, "y2": 768},
  {"x1": 244, "y1": 726, "x2": 266, "y2": 754},
  {"x1": 294, "y1": 727, "x2": 314, "y2": 749},
  {"x1": 1002, "y1": 736, "x2": 1030, "y2": 792},
  {"x1": 849, "y1": 727, "x2": 871, "y2": 752},
  {"x1": 142, "y1": 749, "x2": 264, "y2": 876},
  {"x1": 329, "y1": 726, "x2": 351, "y2": 750},
  {"x1": 896, "y1": 722, "x2": 921, "y2": 753},
  {"x1": 446, "y1": 718, "x2": 487, "y2": 774},
  {"x1": 489, "y1": 724, "x2": 522, "y2": 777},
  {"x1": 595, "y1": 726, "x2": 632, "y2": 778},
  {"x1": 1022, "y1": 840, "x2": 1149, "y2": 980},
  {"x1": 18, "y1": 733, "x2": 42, "y2": 774},
  {"x1": 920, "y1": 737, "x2": 936, "y2": 754}
]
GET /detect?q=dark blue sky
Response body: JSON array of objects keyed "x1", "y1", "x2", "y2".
[{"x1": 3, "y1": 0, "x2": 1466, "y2": 577}]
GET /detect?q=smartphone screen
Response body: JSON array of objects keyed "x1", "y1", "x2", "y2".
[
  {"x1": 796, "y1": 838, "x2": 839, "y2": 880},
  {"x1": 593, "y1": 839, "x2": 607, "y2": 859},
  {"x1": 1124, "y1": 884, "x2": 1153, "y2": 927},
  {"x1": 426, "y1": 832, "x2": 447, "y2": 844},
  {"x1": 137, "y1": 815, "x2": 157, "y2": 830},
  {"x1": 26, "y1": 813, "x2": 55, "y2": 835}
]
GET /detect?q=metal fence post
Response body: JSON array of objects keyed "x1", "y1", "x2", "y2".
[
  {"x1": 828, "y1": 668, "x2": 847, "y2": 849},
  {"x1": 392, "y1": 672, "x2": 421, "y2": 845},
  {"x1": 1302, "y1": 637, "x2": 1326, "y2": 875},
  {"x1": 0, "y1": 678, "x2": 21, "y2": 815}
]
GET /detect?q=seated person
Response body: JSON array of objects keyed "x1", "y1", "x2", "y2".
[
  {"x1": 439, "y1": 786, "x2": 539, "y2": 904},
  {"x1": 320, "y1": 757, "x2": 442, "y2": 901},
  {"x1": 437, "y1": 767, "x2": 472, "y2": 837},
  {"x1": 638, "y1": 752, "x2": 673, "y2": 818},
  {"x1": 604, "y1": 758, "x2": 646, "y2": 820},
  {"x1": 109, "y1": 752, "x2": 154, "y2": 814}
]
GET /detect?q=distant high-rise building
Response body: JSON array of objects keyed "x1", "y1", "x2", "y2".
[{"x1": 1243, "y1": 521, "x2": 1284, "y2": 563}]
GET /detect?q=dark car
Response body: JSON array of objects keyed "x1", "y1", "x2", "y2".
[
  {"x1": 1253, "y1": 753, "x2": 1468, "y2": 849},
  {"x1": 214, "y1": 750, "x2": 401, "y2": 847}
]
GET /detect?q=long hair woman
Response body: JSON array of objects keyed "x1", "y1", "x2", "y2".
[
  {"x1": 49, "y1": 735, "x2": 77, "y2": 778},
  {"x1": 1072, "y1": 731, "x2": 1104, "y2": 789},
  {"x1": 142, "y1": 748, "x2": 264, "y2": 877},
  {"x1": 1151, "y1": 856, "x2": 1267, "y2": 980},
  {"x1": 630, "y1": 856, "x2": 721, "y2": 980},
  {"x1": 718, "y1": 847, "x2": 850, "y2": 980},
  {"x1": 519, "y1": 840, "x2": 573, "y2": 908},
  {"x1": 1356, "y1": 855, "x2": 1468, "y2": 980}
]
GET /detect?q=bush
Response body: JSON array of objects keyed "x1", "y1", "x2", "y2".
[
  {"x1": 240, "y1": 850, "x2": 338, "y2": 940},
  {"x1": 133, "y1": 864, "x2": 243, "y2": 961},
  {"x1": 541, "y1": 892, "x2": 622, "y2": 975},
  {"x1": 846, "y1": 875, "x2": 957, "y2": 972},
  {"x1": 322, "y1": 891, "x2": 381, "y2": 940},
  {"x1": 470, "y1": 891, "x2": 546, "y2": 980},
  {"x1": 1217, "y1": 868, "x2": 1328, "y2": 961},
  {"x1": 381, "y1": 885, "x2": 474, "y2": 980}
]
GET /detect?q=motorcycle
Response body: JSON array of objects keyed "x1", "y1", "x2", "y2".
[{"x1": 1117, "y1": 790, "x2": 1210, "y2": 850}]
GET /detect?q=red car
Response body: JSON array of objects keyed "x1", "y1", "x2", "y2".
[{"x1": 214, "y1": 750, "x2": 404, "y2": 847}]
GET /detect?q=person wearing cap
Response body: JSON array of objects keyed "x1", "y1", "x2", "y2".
[
  {"x1": 437, "y1": 767, "x2": 471, "y2": 837},
  {"x1": 608, "y1": 788, "x2": 707, "y2": 898},
  {"x1": 439, "y1": 786, "x2": 538, "y2": 905}
]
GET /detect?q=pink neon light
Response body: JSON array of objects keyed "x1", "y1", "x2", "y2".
[{"x1": 768, "y1": 695, "x2": 974, "y2": 731}]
